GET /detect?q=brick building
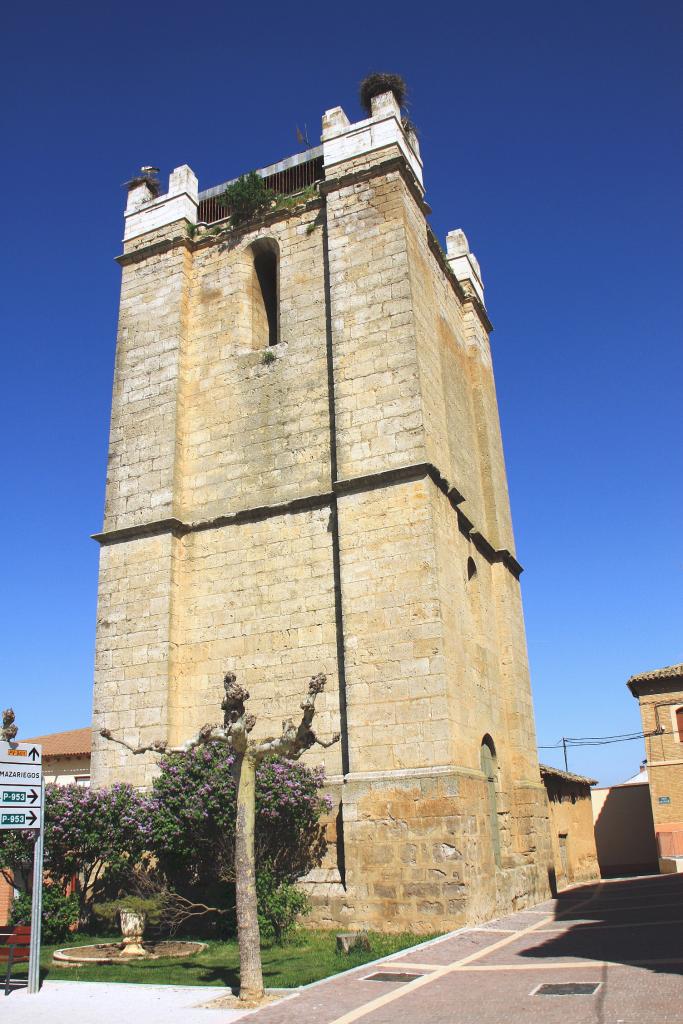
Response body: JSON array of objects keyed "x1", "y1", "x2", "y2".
[
  {"x1": 628, "y1": 663, "x2": 683, "y2": 872},
  {"x1": 90, "y1": 87, "x2": 553, "y2": 931}
]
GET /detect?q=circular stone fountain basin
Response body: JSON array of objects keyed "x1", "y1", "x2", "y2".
[{"x1": 53, "y1": 940, "x2": 206, "y2": 965}]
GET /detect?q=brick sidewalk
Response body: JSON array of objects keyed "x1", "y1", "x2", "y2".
[{"x1": 242, "y1": 874, "x2": 683, "y2": 1024}]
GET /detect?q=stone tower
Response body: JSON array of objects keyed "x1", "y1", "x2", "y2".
[{"x1": 91, "y1": 89, "x2": 552, "y2": 931}]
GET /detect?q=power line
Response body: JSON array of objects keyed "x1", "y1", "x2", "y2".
[
  {"x1": 538, "y1": 728, "x2": 662, "y2": 749},
  {"x1": 538, "y1": 726, "x2": 665, "y2": 770},
  {"x1": 565, "y1": 730, "x2": 652, "y2": 742}
]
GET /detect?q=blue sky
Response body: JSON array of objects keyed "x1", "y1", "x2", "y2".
[{"x1": 1, "y1": 2, "x2": 680, "y2": 785}]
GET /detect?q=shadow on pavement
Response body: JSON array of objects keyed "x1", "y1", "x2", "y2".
[{"x1": 521, "y1": 873, "x2": 683, "y2": 976}]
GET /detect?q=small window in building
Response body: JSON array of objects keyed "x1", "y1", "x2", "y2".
[
  {"x1": 467, "y1": 556, "x2": 477, "y2": 581},
  {"x1": 75, "y1": 775, "x2": 90, "y2": 787},
  {"x1": 676, "y1": 708, "x2": 683, "y2": 743},
  {"x1": 251, "y1": 239, "x2": 279, "y2": 347}
]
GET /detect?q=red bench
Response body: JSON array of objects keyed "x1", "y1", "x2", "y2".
[{"x1": 0, "y1": 925, "x2": 30, "y2": 995}]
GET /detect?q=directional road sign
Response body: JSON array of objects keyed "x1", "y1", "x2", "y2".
[
  {"x1": 0, "y1": 809, "x2": 39, "y2": 829},
  {"x1": 0, "y1": 783, "x2": 42, "y2": 822},
  {"x1": 0, "y1": 742, "x2": 46, "y2": 990},
  {"x1": 0, "y1": 741, "x2": 42, "y2": 766},
  {"x1": 0, "y1": 764, "x2": 42, "y2": 786},
  {"x1": 1, "y1": 786, "x2": 40, "y2": 805},
  {"x1": 0, "y1": 743, "x2": 42, "y2": 829}
]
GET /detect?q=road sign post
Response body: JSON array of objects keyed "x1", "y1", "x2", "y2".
[
  {"x1": 0, "y1": 742, "x2": 43, "y2": 994},
  {"x1": 27, "y1": 777, "x2": 44, "y2": 994}
]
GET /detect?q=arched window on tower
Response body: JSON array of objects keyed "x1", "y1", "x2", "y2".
[
  {"x1": 250, "y1": 238, "x2": 279, "y2": 348},
  {"x1": 480, "y1": 735, "x2": 501, "y2": 867}
]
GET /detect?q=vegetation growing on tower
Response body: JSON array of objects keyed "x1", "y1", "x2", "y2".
[{"x1": 218, "y1": 172, "x2": 276, "y2": 228}]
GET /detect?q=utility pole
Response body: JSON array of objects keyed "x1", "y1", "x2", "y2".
[{"x1": 562, "y1": 737, "x2": 568, "y2": 772}]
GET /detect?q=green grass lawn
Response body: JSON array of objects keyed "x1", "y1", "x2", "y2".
[{"x1": 13, "y1": 929, "x2": 436, "y2": 989}]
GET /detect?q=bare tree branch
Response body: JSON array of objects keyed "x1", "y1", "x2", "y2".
[
  {"x1": 163, "y1": 893, "x2": 232, "y2": 936},
  {"x1": 101, "y1": 673, "x2": 338, "y2": 763},
  {"x1": 181, "y1": 724, "x2": 229, "y2": 752},
  {"x1": 254, "y1": 674, "x2": 340, "y2": 760},
  {"x1": 99, "y1": 728, "x2": 168, "y2": 755},
  {"x1": 130, "y1": 869, "x2": 232, "y2": 936}
]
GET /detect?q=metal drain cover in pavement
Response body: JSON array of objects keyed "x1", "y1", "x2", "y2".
[
  {"x1": 534, "y1": 982, "x2": 600, "y2": 996},
  {"x1": 364, "y1": 972, "x2": 423, "y2": 983}
]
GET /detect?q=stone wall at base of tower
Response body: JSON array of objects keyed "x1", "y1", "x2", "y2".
[{"x1": 304, "y1": 769, "x2": 552, "y2": 934}]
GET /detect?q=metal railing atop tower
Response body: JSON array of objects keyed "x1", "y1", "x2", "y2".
[{"x1": 197, "y1": 149, "x2": 324, "y2": 226}]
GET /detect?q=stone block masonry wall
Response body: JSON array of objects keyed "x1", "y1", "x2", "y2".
[
  {"x1": 320, "y1": 129, "x2": 552, "y2": 920},
  {"x1": 92, "y1": 532, "x2": 178, "y2": 788},
  {"x1": 401, "y1": 174, "x2": 514, "y2": 554},
  {"x1": 180, "y1": 206, "x2": 331, "y2": 521},
  {"x1": 91, "y1": 92, "x2": 553, "y2": 931},
  {"x1": 402, "y1": 191, "x2": 486, "y2": 534},
  {"x1": 313, "y1": 769, "x2": 550, "y2": 934},
  {"x1": 326, "y1": 169, "x2": 426, "y2": 480},
  {"x1": 105, "y1": 247, "x2": 192, "y2": 533},
  {"x1": 336, "y1": 478, "x2": 449, "y2": 774},
  {"x1": 167, "y1": 508, "x2": 343, "y2": 776}
]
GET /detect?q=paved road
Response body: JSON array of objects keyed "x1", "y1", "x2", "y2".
[{"x1": 242, "y1": 873, "x2": 683, "y2": 1024}]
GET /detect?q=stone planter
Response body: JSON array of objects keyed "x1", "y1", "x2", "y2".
[
  {"x1": 53, "y1": 940, "x2": 206, "y2": 965},
  {"x1": 119, "y1": 909, "x2": 147, "y2": 957}
]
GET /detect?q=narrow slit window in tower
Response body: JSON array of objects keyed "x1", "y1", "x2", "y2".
[{"x1": 251, "y1": 241, "x2": 279, "y2": 347}]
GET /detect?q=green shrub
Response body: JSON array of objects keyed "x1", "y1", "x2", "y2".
[
  {"x1": 10, "y1": 884, "x2": 79, "y2": 944},
  {"x1": 256, "y1": 871, "x2": 310, "y2": 944},
  {"x1": 219, "y1": 172, "x2": 276, "y2": 228},
  {"x1": 93, "y1": 895, "x2": 165, "y2": 931},
  {"x1": 401, "y1": 117, "x2": 418, "y2": 138},
  {"x1": 273, "y1": 185, "x2": 318, "y2": 213}
]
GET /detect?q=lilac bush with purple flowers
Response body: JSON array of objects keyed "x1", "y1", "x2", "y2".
[
  {"x1": 147, "y1": 746, "x2": 332, "y2": 937},
  {"x1": 0, "y1": 750, "x2": 332, "y2": 938},
  {"x1": 0, "y1": 782, "x2": 150, "y2": 922},
  {"x1": 149, "y1": 747, "x2": 331, "y2": 883}
]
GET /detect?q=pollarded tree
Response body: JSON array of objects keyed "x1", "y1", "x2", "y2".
[
  {"x1": 101, "y1": 671, "x2": 339, "y2": 1003},
  {"x1": 147, "y1": 744, "x2": 330, "y2": 940}
]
